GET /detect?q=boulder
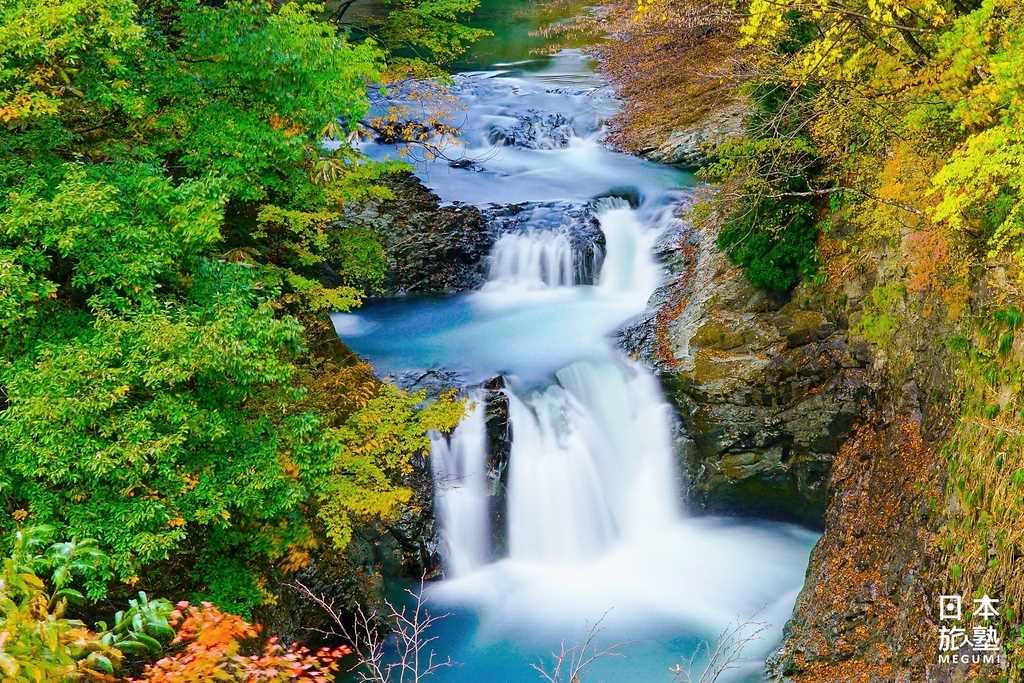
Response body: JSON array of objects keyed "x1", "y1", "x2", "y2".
[
  {"x1": 488, "y1": 110, "x2": 575, "y2": 150},
  {"x1": 338, "y1": 172, "x2": 493, "y2": 295}
]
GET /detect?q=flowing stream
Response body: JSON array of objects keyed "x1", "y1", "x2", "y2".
[{"x1": 335, "y1": 43, "x2": 815, "y2": 683}]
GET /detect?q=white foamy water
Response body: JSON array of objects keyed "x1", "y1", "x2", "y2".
[
  {"x1": 426, "y1": 186, "x2": 814, "y2": 675},
  {"x1": 429, "y1": 398, "x2": 490, "y2": 576},
  {"x1": 486, "y1": 231, "x2": 575, "y2": 290}
]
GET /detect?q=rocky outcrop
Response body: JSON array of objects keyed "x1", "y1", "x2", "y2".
[
  {"x1": 340, "y1": 172, "x2": 493, "y2": 295},
  {"x1": 620, "y1": 222, "x2": 873, "y2": 526},
  {"x1": 769, "y1": 396, "x2": 950, "y2": 682},
  {"x1": 637, "y1": 103, "x2": 746, "y2": 168},
  {"x1": 488, "y1": 110, "x2": 574, "y2": 150},
  {"x1": 482, "y1": 376, "x2": 512, "y2": 555}
]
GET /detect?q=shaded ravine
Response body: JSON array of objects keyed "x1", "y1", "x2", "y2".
[{"x1": 334, "y1": 50, "x2": 816, "y2": 681}]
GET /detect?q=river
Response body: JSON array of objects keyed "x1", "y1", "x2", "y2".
[{"x1": 333, "y1": 8, "x2": 815, "y2": 681}]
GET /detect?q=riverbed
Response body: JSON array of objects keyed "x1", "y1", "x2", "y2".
[{"x1": 334, "y1": 10, "x2": 816, "y2": 681}]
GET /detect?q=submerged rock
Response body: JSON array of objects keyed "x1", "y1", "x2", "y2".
[{"x1": 487, "y1": 109, "x2": 575, "y2": 150}]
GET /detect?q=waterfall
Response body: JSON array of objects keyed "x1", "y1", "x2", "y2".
[
  {"x1": 432, "y1": 198, "x2": 680, "y2": 572},
  {"x1": 346, "y1": 52, "x2": 817, "y2": 679},
  {"x1": 594, "y1": 199, "x2": 661, "y2": 305},
  {"x1": 430, "y1": 397, "x2": 490, "y2": 576},
  {"x1": 506, "y1": 359, "x2": 679, "y2": 564},
  {"x1": 486, "y1": 231, "x2": 576, "y2": 289}
]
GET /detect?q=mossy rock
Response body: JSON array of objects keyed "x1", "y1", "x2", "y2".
[{"x1": 690, "y1": 318, "x2": 759, "y2": 351}]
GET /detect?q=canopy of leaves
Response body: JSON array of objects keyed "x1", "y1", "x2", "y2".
[
  {"x1": 334, "y1": 0, "x2": 489, "y2": 79},
  {"x1": 677, "y1": 0, "x2": 1024, "y2": 667},
  {"x1": 0, "y1": 0, "x2": 464, "y2": 613}
]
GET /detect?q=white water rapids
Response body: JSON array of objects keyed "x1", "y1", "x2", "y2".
[
  {"x1": 335, "y1": 50, "x2": 815, "y2": 681},
  {"x1": 422, "y1": 199, "x2": 814, "y2": 681}
]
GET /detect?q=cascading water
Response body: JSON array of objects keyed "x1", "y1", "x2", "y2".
[
  {"x1": 429, "y1": 398, "x2": 490, "y2": 576},
  {"x1": 504, "y1": 358, "x2": 679, "y2": 563},
  {"x1": 486, "y1": 231, "x2": 575, "y2": 290},
  {"x1": 335, "y1": 47, "x2": 817, "y2": 682}
]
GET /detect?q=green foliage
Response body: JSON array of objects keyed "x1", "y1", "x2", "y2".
[
  {"x1": 698, "y1": 92, "x2": 820, "y2": 291},
  {"x1": 943, "y1": 302, "x2": 1024, "y2": 654},
  {"x1": 350, "y1": 0, "x2": 491, "y2": 78},
  {"x1": 854, "y1": 283, "x2": 906, "y2": 348},
  {"x1": 712, "y1": 192, "x2": 818, "y2": 291},
  {"x1": 96, "y1": 592, "x2": 175, "y2": 660},
  {"x1": 927, "y1": 0, "x2": 1024, "y2": 263},
  {"x1": 0, "y1": 527, "x2": 124, "y2": 681},
  {"x1": 0, "y1": 0, "x2": 467, "y2": 614},
  {"x1": 317, "y1": 385, "x2": 465, "y2": 549},
  {"x1": 1, "y1": 265, "x2": 323, "y2": 594}
]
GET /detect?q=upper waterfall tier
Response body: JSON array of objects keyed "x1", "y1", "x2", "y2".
[
  {"x1": 354, "y1": 51, "x2": 691, "y2": 206},
  {"x1": 486, "y1": 231, "x2": 576, "y2": 290},
  {"x1": 331, "y1": 197, "x2": 678, "y2": 383}
]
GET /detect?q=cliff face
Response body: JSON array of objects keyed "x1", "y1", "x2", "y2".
[
  {"x1": 772, "y1": 407, "x2": 944, "y2": 682},
  {"x1": 621, "y1": 220, "x2": 873, "y2": 526},
  {"x1": 616, "y1": 104, "x2": 954, "y2": 678}
]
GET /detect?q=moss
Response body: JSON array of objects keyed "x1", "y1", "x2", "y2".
[
  {"x1": 942, "y1": 301, "x2": 1024, "y2": 671},
  {"x1": 689, "y1": 318, "x2": 759, "y2": 351}
]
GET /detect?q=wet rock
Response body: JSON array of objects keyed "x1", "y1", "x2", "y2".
[
  {"x1": 389, "y1": 368, "x2": 468, "y2": 397},
  {"x1": 620, "y1": 221, "x2": 874, "y2": 526},
  {"x1": 488, "y1": 109, "x2": 574, "y2": 150},
  {"x1": 448, "y1": 158, "x2": 482, "y2": 171},
  {"x1": 482, "y1": 376, "x2": 512, "y2": 554},
  {"x1": 338, "y1": 172, "x2": 493, "y2": 295}
]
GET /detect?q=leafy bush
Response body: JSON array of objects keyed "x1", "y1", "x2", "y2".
[
  {"x1": 133, "y1": 602, "x2": 349, "y2": 682},
  {"x1": 0, "y1": 0, "x2": 467, "y2": 612},
  {"x1": 0, "y1": 527, "x2": 122, "y2": 680}
]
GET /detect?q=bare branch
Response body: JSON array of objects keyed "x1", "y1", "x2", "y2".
[
  {"x1": 530, "y1": 610, "x2": 626, "y2": 683},
  {"x1": 670, "y1": 616, "x2": 770, "y2": 683},
  {"x1": 290, "y1": 579, "x2": 454, "y2": 683}
]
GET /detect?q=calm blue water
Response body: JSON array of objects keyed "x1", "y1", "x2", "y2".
[{"x1": 334, "y1": 288, "x2": 640, "y2": 385}]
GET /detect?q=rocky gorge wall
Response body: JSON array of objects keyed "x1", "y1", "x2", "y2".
[
  {"x1": 618, "y1": 216, "x2": 874, "y2": 527},
  {"x1": 616, "y1": 105, "x2": 960, "y2": 679}
]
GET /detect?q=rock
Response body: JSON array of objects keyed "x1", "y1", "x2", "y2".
[
  {"x1": 448, "y1": 158, "x2": 482, "y2": 171},
  {"x1": 337, "y1": 172, "x2": 493, "y2": 295},
  {"x1": 337, "y1": 174, "x2": 618, "y2": 295},
  {"x1": 389, "y1": 368, "x2": 468, "y2": 397},
  {"x1": 482, "y1": 376, "x2": 512, "y2": 554},
  {"x1": 639, "y1": 103, "x2": 746, "y2": 168},
  {"x1": 768, "y1": 412, "x2": 947, "y2": 682},
  {"x1": 620, "y1": 220, "x2": 873, "y2": 526},
  {"x1": 487, "y1": 110, "x2": 574, "y2": 150},
  {"x1": 482, "y1": 200, "x2": 606, "y2": 285},
  {"x1": 258, "y1": 548, "x2": 382, "y2": 649}
]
